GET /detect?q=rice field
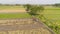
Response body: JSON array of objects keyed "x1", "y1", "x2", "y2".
[
  {"x1": 0, "y1": 13, "x2": 31, "y2": 19},
  {"x1": 42, "y1": 6, "x2": 60, "y2": 25},
  {"x1": 0, "y1": 5, "x2": 24, "y2": 10},
  {"x1": 41, "y1": 6, "x2": 60, "y2": 34},
  {"x1": 0, "y1": 18, "x2": 54, "y2": 34},
  {"x1": 0, "y1": 5, "x2": 58, "y2": 34},
  {"x1": 0, "y1": 28, "x2": 51, "y2": 34}
]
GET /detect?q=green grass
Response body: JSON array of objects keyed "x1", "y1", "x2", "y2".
[
  {"x1": 0, "y1": 5, "x2": 30, "y2": 18},
  {"x1": 0, "y1": 5, "x2": 25, "y2": 10},
  {"x1": 44, "y1": 6, "x2": 60, "y2": 9},
  {"x1": 41, "y1": 6, "x2": 60, "y2": 34},
  {"x1": 43, "y1": 6, "x2": 60, "y2": 22},
  {"x1": 0, "y1": 13, "x2": 31, "y2": 19}
]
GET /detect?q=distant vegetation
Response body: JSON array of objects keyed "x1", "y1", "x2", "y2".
[
  {"x1": 0, "y1": 4, "x2": 21, "y2": 6},
  {"x1": 54, "y1": 3, "x2": 60, "y2": 7}
]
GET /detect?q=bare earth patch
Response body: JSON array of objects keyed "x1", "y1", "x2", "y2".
[
  {"x1": 0, "y1": 9, "x2": 26, "y2": 13},
  {"x1": 0, "y1": 18, "x2": 55, "y2": 34}
]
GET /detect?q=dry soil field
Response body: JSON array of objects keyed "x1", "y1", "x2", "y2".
[
  {"x1": 0, "y1": 6, "x2": 26, "y2": 13},
  {"x1": 0, "y1": 18, "x2": 55, "y2": 34},
  {"x1": 0, "y1": 9, "x2": 26, "y2": 13}
]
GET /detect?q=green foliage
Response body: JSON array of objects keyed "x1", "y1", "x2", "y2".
[
  {"x1": 54, "y1": 3, "x2": 60, "y2": 7},
  {"x1": 24, "y1": 4, "x2": 44, "y2": 16},
  {"x1": 0, "y1": 13, "x2": 31, "y2": 19},
  {"x1": 29, "y1": 5, "x2": 44, "y2": 16},
  {"x1": 35, "y1": 6, "x2": 60, "y2": 34},
  {"x1": 23, "y1": 4, "x2": 32, "y2": 12}
]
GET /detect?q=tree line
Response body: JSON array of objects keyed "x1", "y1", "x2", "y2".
[{"x1": 0, "y1": 4, "x2": 21, "y2": 6}]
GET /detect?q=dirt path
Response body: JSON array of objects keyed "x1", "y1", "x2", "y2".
[{"x1": 0, "y1": 10, "x2": 26, "y2": 13}]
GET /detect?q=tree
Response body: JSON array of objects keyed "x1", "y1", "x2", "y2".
[
  {"x1": 54, "y1": 3, "x2": 60, "y2": 7},
  {"x1": 23, "y1": 4, "x2": 32, "y2": 12},
  {"x1": 15, "y1": 4, "x2": 21, "y2": 6},
  {"x1": 29, "y1": 5, "x2": 44, "y2": 16},
  {"x1": 24, "y1": 4, "x2": 44, "y2": 19}
]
